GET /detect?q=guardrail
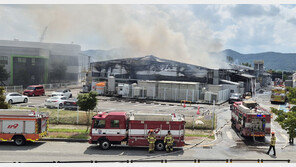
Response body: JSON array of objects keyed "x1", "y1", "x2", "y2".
[{"x1": 7, "y1": 159, "x2": 291, "y2": 163}]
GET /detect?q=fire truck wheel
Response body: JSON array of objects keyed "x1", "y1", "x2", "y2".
[
  {"x1": 239, "y1": 130, "x2": 244, "y2": 137},
  {"x1": 155, "y1": 141, "x2": 165, "y2": 151},
  {"x1": 100, "y1": 140, "x2": 111, "y2": 150},
  {"x1": 14, "y1": 136, "x2": 26, "y2": 146}
]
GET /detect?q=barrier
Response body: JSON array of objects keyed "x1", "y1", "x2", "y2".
[
  {"x1": 12, "y1": 159, "x2": 291, "y2": 163},
  {"x1": 181, "y1": 100, "x2": 192, "y2": 107}
]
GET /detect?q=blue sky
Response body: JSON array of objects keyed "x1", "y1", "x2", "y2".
[{"x1": 0, "y1": 4, "x2": 296, "y2": 54}]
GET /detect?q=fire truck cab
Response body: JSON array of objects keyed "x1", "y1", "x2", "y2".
[
  {"x1": 231, "y1": 101, "x2": 271, "y2": 138},
  {"x1": 89, "y1": 112, "x2": 185, "y2": 150}
]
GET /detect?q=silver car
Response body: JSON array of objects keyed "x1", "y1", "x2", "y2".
[{"x1": 45, "y1": 96, "x2": 68, "y2": 109}]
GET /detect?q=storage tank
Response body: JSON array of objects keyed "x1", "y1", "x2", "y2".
[{"x1": 108, "y1": 76, "x2": 116, "y2": 92}]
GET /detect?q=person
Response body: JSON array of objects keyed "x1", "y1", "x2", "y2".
[
  {"x1": 164, "y1": 130, "x2": 174, "y2": 153},
  {"x1": 147, "y1": 129, "x2": 156, "y2": 153},
  {"x1": 267, "y1": 132, "x2": 276, "y2": 156}
]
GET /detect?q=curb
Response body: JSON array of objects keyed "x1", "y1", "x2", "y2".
[{"x1": 40, "y1": 138, "x2": 88, "y2": 143}]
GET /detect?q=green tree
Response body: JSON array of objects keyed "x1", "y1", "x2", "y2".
[
  {"x1": 0, "y1": 65, "x2": 9, "y2": 86},
  {"x1": 77, "y1": 91, "x2": 98, "y2": 131},
  {"x1": 241, "y1": 62, "x2": 252, "y2": 67},
  {"x1": 0, "y1": 87, "x2": 9, "y2": 109},
  {"x1": 271, "y1": 87, "x2": 296, "y2": 144}
]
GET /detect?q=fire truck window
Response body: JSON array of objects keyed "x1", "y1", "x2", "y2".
[
  {"x1": 111, "y1": 120, "x2": 120, "y2": 128},
  {"x1": 94, "y1": 120, "x2": 105, "y2": 128}
]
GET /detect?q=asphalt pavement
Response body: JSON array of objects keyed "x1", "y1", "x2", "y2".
[{"x1": 2, "y1": 89, "x2": 295, "y2": 163}]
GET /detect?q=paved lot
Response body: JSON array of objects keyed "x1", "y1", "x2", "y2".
[{"x1": 2, "y1": 89, "x2": 294, "y2": 163}]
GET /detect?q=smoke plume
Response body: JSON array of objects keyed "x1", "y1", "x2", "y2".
[{"x1": 3, "y1": 5, "x2": 228, "y2": 68}]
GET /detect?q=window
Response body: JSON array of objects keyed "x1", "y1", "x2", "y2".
[
  {"x1": 94, "y1": 120, "x2": 105, "y2": 128},
  {"x1": 111, "y1": 120, "x2": 120, "y2": 128},
  {"x1": 0, "y1": 56, "x2": 8, "y2": 65},
  {"x1": 17, "y1": 57, "x2": 26, "y2": 63},
  {"x1": 31, "y1": 58, "x2": 35, "y2": 66}
]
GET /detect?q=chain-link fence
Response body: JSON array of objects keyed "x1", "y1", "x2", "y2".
[
  {"x1": 4, "y1": 85, "x2": 23, "y2": 93},
  {"x1": 42, "y1": 82, "x2": 81, "y2": 91},
  {"x1": 3, "y1": 82, "x2": 82, "y2": 93}
]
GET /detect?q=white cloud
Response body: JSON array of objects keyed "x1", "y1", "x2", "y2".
[{"x1": 1, "y1": 4, "x2": 296, "y2": 59}]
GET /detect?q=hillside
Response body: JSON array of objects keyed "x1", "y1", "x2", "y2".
[
  {"x1": 82, "y1": 48, "x2": 296, "y2": 71},
  {"x1": 222, "y1": 49, "x2": 296, "y2": 71}
]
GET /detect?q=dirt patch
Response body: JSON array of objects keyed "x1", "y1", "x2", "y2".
[{"x1": 186, "y1": 129, "x2": 213, "y2": 136}]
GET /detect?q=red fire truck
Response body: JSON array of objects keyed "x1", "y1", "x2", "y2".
[
  {"x1": 89, "y1": 112, "x2": 185, "y2": 150},
  {"x1": 230, "y1": 101, "x2": 271, "y2": 138},
  {"x1": 0, "y1": 109, "x2": 49, "y2": 146}
]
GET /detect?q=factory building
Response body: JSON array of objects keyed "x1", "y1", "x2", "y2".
[{"x1": 0, "y1": 40, "x2": 81, "y2": 86}]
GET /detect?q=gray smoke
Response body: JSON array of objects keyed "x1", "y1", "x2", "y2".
[{"x1": 3, "y1": 5, "x2": 228, "y2": 68}]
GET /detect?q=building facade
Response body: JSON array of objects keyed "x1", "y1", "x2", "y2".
[{"x1": 0, "y1": 40, "x2": 81, "y2": 86}]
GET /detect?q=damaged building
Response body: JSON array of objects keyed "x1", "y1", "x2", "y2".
[
  {"x1": 91, "y1": 55, "x2": 262, "y2": 104},
  {"x1": 91, "y1": 55, "x2": 210, "y2": 83}
]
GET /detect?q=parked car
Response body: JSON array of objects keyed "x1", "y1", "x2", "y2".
[
  {"x1": 63, "y1": 98, "x2": 78, "y2": 110},
  {"x1": 229, "y1": 93, "x2": 243, "y2": 104},
  {"x1": 23, "y1": 85, "x2": 45, "y2": 96},
  {"x1": 45, "y1": 96, "x2": 68, "y2": 109},
  {"x1": 5, "y1": 92, "x2": 29, "y2": 104},
  {"x1": 51, "y1": 89, "x2": 72, "y2": 98}
]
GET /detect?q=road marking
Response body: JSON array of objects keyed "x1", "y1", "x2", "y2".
[{"x1": 226, "y1": 131, "x2": 232, "y2": 140}]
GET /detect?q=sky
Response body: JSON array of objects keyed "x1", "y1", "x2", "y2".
[{"x1": 0, "y1": 4, "x2": 296, "y2": 67}]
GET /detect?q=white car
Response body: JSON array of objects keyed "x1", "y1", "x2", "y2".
[
  {"x1": 45, "y1": 96, "x2": 68, "y2": 109},
  {"x1": 51, "y1": 89, "x2": 72, "y2": 98},
  {"x1": 5, "y1": 92, "x2": 29, "y2": 104}
]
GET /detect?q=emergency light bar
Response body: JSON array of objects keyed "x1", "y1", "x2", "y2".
[{"x1": 257, "y1": 114, "x2": 266, "y2": 117}]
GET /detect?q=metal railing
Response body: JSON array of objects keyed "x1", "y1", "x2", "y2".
[
  {"x1": 41, "y1": 82, "x2": 81, "y2": 90},
  {"x1": 3, "y1": 82, "x2": 82, "y2": 93},
  {"x1": 7, "y1": 159, "x2": 291, "y2": 163},
  {"x1": 3, "y1": 85, "x2": 23, "y2": 93}
]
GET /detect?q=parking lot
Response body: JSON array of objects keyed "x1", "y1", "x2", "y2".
[{"x1": 11, "y1": 88, "x2": 81, "y2": 108}]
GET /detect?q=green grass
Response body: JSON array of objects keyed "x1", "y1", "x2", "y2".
[
  {"x1": 185, "y1": 134, "x2": 215, "y2": 139},
  {"x1": 48, "y1": 133, "x2": 89, "y2": 140},
  {"x1": 48, "y1": 128, "x2": 89, "y2": 133},
  {"x1": 12, "y1": 106, "x2": 95, "y2": 125}
]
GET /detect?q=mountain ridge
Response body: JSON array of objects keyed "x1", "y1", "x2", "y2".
[{"x1": 82, "y1": 49, "x2": 296, "y2": 71}]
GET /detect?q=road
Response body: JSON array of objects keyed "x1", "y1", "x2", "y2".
[{"x1": 2, "y1": 89, "x2": 295, "y2": 163}]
